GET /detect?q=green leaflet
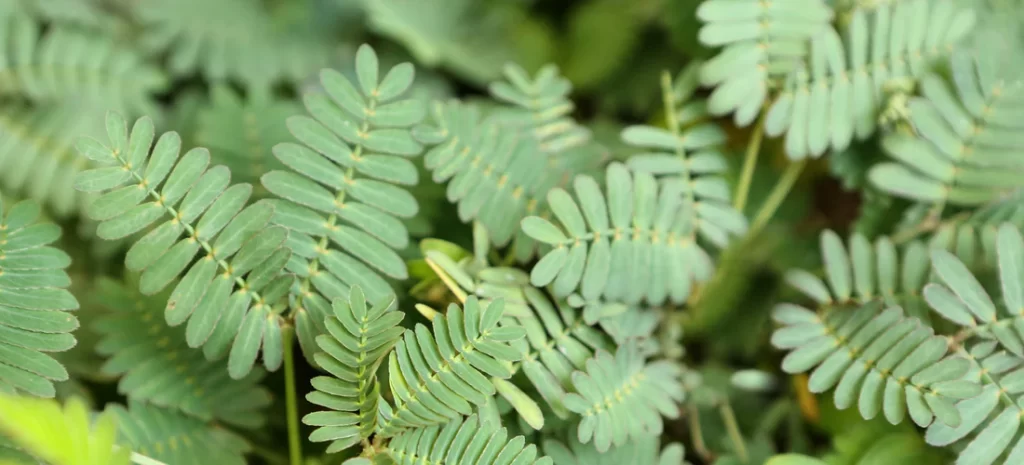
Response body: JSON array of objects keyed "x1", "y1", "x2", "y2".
[
  {"x1": 260, "y1": 44, "x2": 424, "y2": 363},
  {"x1": 0, "y1": 13, "x2": 165, "y2": 116},
  {"x1": 766, "y1": 0, "x2": 976, "y2": 159},
  {"x1": 563, "y1": 341, "x2": 685, "y2": 453},
  {"x1": 131, "y1": 0, "x2": 330, "y2": 90},
  {"x1": 772, "y1": 304, "x2": 979, "y2": 427},
  {"x1": 0, "y1": 198, "x2": 77, "y2": 398},
  {"x1": 524, "y1": 162, "x2": 726, "y2": 307},
  {"x1": 92, "y1": 278, "x2": 271, "y2": 428},
  {"x1": 304, "y1": 286, "x2": 404, "y2": 453},
  {"x1": 74, "y1": 112, "x2": 293, "y2": 379},
  {"x1": 697, "y1": 0, "x2": 833, "y2": 126},
  {"x1": 784, "y1": 230, "x2": 932, "y2": 321},
  {"x1": 376, "y1": 297, "x2": 526, "y2": 437},
  {"x1": 924, "y1": 224, "x2": 1024, "y2": 359},
  {"x1": 870, "y1": 36, "x2": 1024, "y2": 206},
  {"x1": 543, "y1": 432, "x2": 689, "y2": 465},
  {"x1": 385, "y1": 414, "x2": 553, "y2": 465},
  {"x1": 414, "y1": 64, "x2": 604, "y2": 262},
  {"x1": 925, "y1": 342, "x2": 1024, "y2": 465}
]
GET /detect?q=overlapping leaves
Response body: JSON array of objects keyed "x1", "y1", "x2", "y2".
[
  {"x1": 523, "y1": 162, "x2": 723, "y2": 306},
  {"x1": 765, "y1": 0, "x2": 976, "y2": 159},
  {"x1": 261, "y1": 44, "x2": 424, "y2": 362},
  {"x1": 74, "y1": 113, "x2": 294, "y2": 379},
  {"x1": 0, "y1": 198, "x2": 78, "y2": 398},
  {"x1": 304, "y1": 286, "x2": 404, "y2": 453},
  {"x1": 870, "y1": 34, "x2": 1024, "y2": 205}
]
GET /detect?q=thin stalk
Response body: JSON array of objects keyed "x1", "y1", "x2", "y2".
[
  {"x1": 687, "y1": 403, "x2": 713, "y2": 462},
  {"x1": 283, "y1": 325, "x2": 302, "y2": 465},
  {"x1": 719, "y1": 400, "x2": 749, "y2": 463},
  {"x1": 734, "y1": 112, "x2": 766, "y2": 212},
  {"x1": 749, "y1": 160, "x2": 807, "y2": 235}
]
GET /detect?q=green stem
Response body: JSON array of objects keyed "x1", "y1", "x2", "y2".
[
  {"x1": 688, "y1": 403, "x2": 712, "y2": 462},
  {"x1": 734, "y1": 112, "x2": 766, "y2": 212},
  {"x1": 749, "y1": 160, "x2": 807, "y2": 235},
  {"x1": 283, "y1": 325, "x2": 302, "y2": 465},
  {"x1": 719, "y1": 400, "x2": 749, "y2": 463}
]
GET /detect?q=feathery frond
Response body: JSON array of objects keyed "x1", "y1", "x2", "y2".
[
  {"x1": 926, "y1": 191, "x2": 1024, "y2": 269},
  {"x1": 771, "y1": 303, "x2": 979, "y2": 427},
  {"x1": 543, "y1": 433, "x2": 689, "y2": 465},
  {"x1": 785, "y1": 229, "x2": 933, "y2": 320},
  {"x1": 563, "y1": 341, "x2": 685, "y2": 452},
  {"x1": 0, "y1": 102, "x2": 104, "y2": 218},
  {"x1": 925, "y1": 342, "x2": 1024, "y2": 465},
  {"x1": 925, "y1": 224, "x2": 1024, "y2": 358},
  {"x1": 376, "y1": 297, "x2": 525, "y2": 437},
  {"x1": 131, "y1": 0, "x2": 329, "y2": 90},
  {"x1": 303, "y1": 286, "x2": 404, "y2": 453},
  {"x1": 523, "y1": 162, "x2": 721, "y2": 306},
  {"x1": 0, "y1": 198, "x2": 78, "y2": 397},
  {"x1": 261, "y1": 44, "x2": 424, "y2": 361},
  {"x1": 0, "y1": 13, "x2": 165, "y2": 116},
  {"x1": 697, "y1": 0, "x2": 834, "y2": 125},
  {"x1": 765, "y1": 0, "x2": 976, "y2": 159},
  {"x1": 193, "y1": 86, "x2": 298, "y2": 187},
  {"x1": 384, "y1": 414, "x2": 554, "y2": 465},
  {"x1": 74, "y1": 112, "x2": 294, "y2": 379},
  {"x1": 623, "y1": 64, "x2": 747, "y2": 261},
  {"x1": 93, "y1": 278, "x2": 271, "y2": 428},
  {"x1": 870, "y1": 35, "x2": 1024, "y2": 205}
]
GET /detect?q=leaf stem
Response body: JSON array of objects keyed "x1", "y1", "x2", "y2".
[
  {"x1": 130, "y1": 452, "x2": 167, "y2": 465},
  {"x1": 750, "y1": 160, "x2": 806, "y2": 235},
  {"x1": 719, "y1": 400, "x2": 749, "y2": 463},
  {"x1": 687, "y1": 403, "x2": 713, "y2": 462},
  {"x1": 283, "y1": 324, "x2": 302, "y2": 465},
  {"x1": 734, "y1": 111, "x2": 766, "y2": 212}
]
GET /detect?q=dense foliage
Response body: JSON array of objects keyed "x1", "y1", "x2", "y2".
[{"x1": 0, "y1": 0, "x2": 1022, "y2": 464}]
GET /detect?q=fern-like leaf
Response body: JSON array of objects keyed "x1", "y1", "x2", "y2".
[
  {"x1": 260, "y1": 44, "x2": 424, "y2": 363},
  {"x1": 109, "y1": 401, "x2": 249, "y2": 465},
  {"x1": 93, "y1": 278, "x2": 271, "y2": 428},
  {"x1": 74, "y1": 112, "x2": 295, "y2": 379},
  {"x1": 0, "y1": 103, "x2": 104, "y2": 218},
  {"x1": 363, "y1": 0, "x2": 527, "y2": 85},
  {"x1": 523, "y1": 162, "x2": 722, "y2": 306},
  {"x1": 414, "y1": 65, "x2": 603, "y2": 262},
  {"x1": 376, "y1": 297, "x2": 526, "y2": 437},
  {"x1": 0, "y1": 394, "x2": 130, "y2": 465},
  {"x1": 926, "y1": 191, "x2": 1024, "y2": 269},
  {"x1": 924, "y1": 342, "x2": 1024, "y2": 465},
  {"x1": 771, "y1": 303, "x2": 979, "y2": 427},
  {"x1": 870, "y1": 36, "x2": 1023, "y2": 205},
  {"x1": 303, "y1": 286, "x2": 404, "y2": 453},
  {"x1": 384, "y1": 414, "x2": 553, "y2": 465},
  {"x1": 131, "y1": 0, "x2": 329, "y2": 90},
  {"x1": 193, "y1": 86, "x2": 298, "y2": 187},
  {"x1": 0, "y1": 14, "x2": 165, "y2": 116},
  {"x1": 0, "y1": 198, "x2": 78, "y2": 398},
  {"x1": 697, "y1": 0, "x2": 834, "y2": 125},
  {"x1": 925, "y1": 224, "x2": 1024, "y2": 357},
  {"x1": 623, "y1": 65, "x2": 747, "y2": 262},
  {"x1": 765, "y1": 0, "x2": 976, "y2": 159},
  {"x1": 785, "y1": 229, "x2": 933, "y2": 321},
  {"x1": 543, "y1": 433, "x2": 689, "y2": 465},
  {"x1": 422, "y1": 234, "x2": 613, "y2": 422},
  {"x1": 562, "y1": 341, "x2": 685, "y2": 452}
]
